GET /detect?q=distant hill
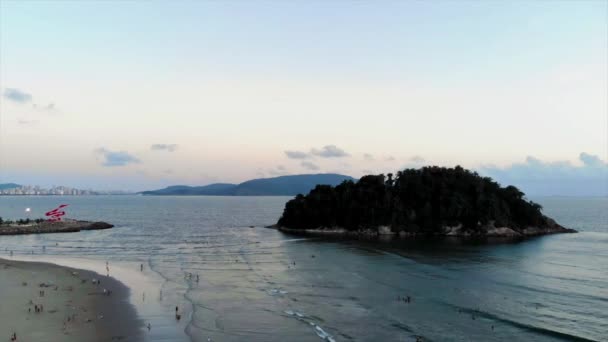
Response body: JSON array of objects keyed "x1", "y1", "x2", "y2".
[
  {"x1": 141, "y1": 174, "x2": 355, "y2": 196},
  {"x1": 140, "y1": 183, "x2": 236, "y2": 196},
  {"x1": 0, "y1": 183, "x2": 21, "y2": 190}
]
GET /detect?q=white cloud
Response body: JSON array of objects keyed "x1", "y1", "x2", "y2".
[
  {"x1": 151, "y1": 144, "x2": 178, "y2": 152},
  {"x1": 311, "y1": 145, "x2": 349, "y2": 158},
  {"x1": 285, "y1": 150, "x2": 310, "y2": 159},
  {"x1": 3, "y1": 88, "x2": 32, "y2": 103},
  {"x1": 95, "y1": 148, "x2": 141, "y2": 167},
  {"x1": 301, "y1": 161, "x2": 320, "y2": 171}
]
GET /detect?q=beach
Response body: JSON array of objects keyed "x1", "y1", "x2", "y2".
[{"x1": 0, "y1": 258, "x2": 143, "y2": 341}]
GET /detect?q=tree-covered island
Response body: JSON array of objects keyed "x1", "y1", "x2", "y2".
[{"x1": 276, "y1": 166, "x2": 576, "y2": 238}]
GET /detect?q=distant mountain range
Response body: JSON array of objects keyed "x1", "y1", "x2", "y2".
[{"x1": 141, "y1": 173, "x2": 355, "y2": 196}]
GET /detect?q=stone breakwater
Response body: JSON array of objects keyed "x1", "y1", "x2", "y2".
[{"x1": 0, "y1": 220, "x2": 113, "y2": 235}]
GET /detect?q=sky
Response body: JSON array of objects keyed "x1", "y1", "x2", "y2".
[{"x1": 0, "y1": 1, "x2": 606, "y2": 195}]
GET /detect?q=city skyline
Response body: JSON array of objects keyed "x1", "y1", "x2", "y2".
[
  {"x1": 1, "y1": 1, "x2": 606, "y2": 193},
  {"x1": 0, "y1": 184, "x2": 129, "y2": 195}
]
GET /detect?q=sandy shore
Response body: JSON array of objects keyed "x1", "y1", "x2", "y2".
[{"x1": 0, "y1": 258, "x2": 143, "y2": 341}]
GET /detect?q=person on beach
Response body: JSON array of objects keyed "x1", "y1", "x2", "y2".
[{"x1": 140, "y1": 264, "x2": 144, "y2": 271}]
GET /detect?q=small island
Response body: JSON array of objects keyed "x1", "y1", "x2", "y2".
[
  {"x1": 275, "y1": 166, "x2": 576, "y2": 238},
  {"x1": 0, "y1": 218, "x2": 113, "y2": 236}
]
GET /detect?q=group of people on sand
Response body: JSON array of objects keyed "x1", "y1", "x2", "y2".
[
  {"x1": 62, "y1": 313, "x2": 79, "y2": 333},
  {"x1": 144, "y1": 305, "x2": 184, "y2": 334},
  {"x1": 184, "y1": 272, "x2": 200, "y2": 283},
  {"x1": 397, "y1": 295, "x2": 412, "y2": 303}
]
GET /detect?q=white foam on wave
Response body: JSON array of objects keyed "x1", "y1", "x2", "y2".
[
  {"x1": 283, "y1": 310, "x2": 335, "y2": 342},
  {"x1": 267, "y1": 288, "x2": 288, "y2": 296},
  {"x1": 314, "y1": 325, "x2": 336, "y2": 342}
]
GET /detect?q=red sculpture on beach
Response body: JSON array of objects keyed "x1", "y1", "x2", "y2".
[{"x1": 45, "y1": 204, "x2": 68, "y2": 221}]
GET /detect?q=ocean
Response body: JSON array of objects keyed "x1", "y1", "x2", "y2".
[{"x1": 0, "y1": 196, "x2": 606, "y2": 342}]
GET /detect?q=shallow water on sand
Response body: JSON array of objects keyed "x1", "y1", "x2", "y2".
[{"x1": 1, "y1": 196, "x2": 606, "y2": 341}]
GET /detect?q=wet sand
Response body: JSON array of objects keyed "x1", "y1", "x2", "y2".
[{"x1": 0, "y1": 258, "x2": 143, "y2": 341}]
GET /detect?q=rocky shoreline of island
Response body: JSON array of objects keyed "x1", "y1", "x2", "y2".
[
  {"x1": 0, "y1": 220, "x2": 114, "y2": 236},
  {"x1": 270, "y1": 217, "x2": 577, "y2": 239}
]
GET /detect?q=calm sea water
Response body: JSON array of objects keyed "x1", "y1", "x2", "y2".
[{"x1": 0, "y1": 196, "x2": 606, "y2": 342}]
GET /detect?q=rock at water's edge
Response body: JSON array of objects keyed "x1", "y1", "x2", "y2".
[{"x1": 0, "y1": 220, "x2": 114, "y2": 236}]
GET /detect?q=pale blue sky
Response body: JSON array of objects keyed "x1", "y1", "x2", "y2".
[{"x1": 0, "y1": 1, "x2": 606, "y2": 193}]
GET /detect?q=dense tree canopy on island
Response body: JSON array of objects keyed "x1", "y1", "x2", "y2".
[{"x1": 278, "y1": 166, "x2": 548, "y2": 233}]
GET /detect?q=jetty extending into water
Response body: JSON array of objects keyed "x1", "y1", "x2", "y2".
[{"x1": 0, "y1": 220, "x2": 113, "y2": 236}]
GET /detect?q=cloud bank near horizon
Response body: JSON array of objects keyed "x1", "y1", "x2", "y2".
[
  {"x1": 2, "y1": 151, "x2": 606, "y2": 196},
  {"x1": 478, "y1": 152, "x2": 607, "y2": 196}
]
